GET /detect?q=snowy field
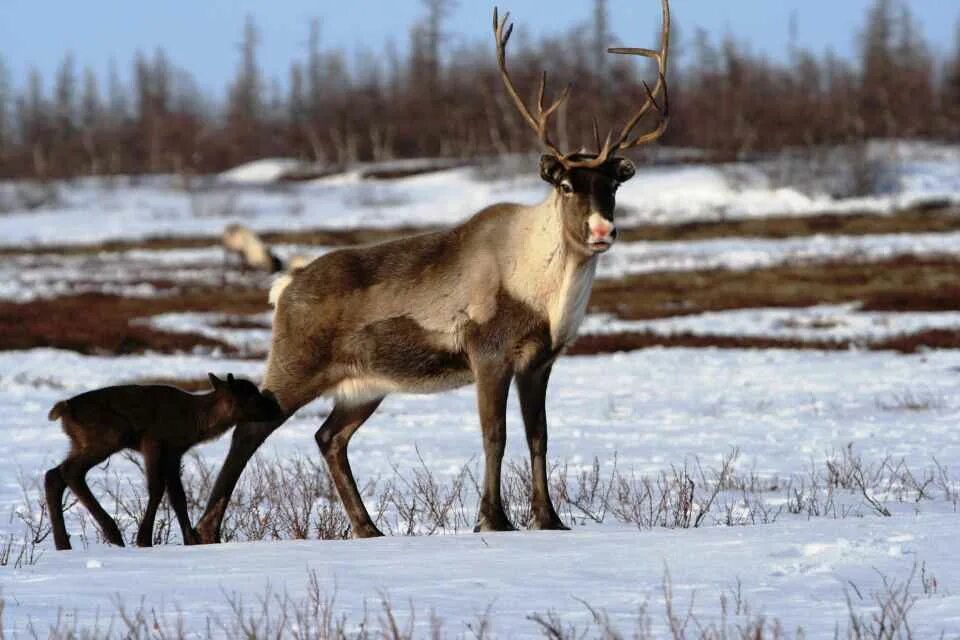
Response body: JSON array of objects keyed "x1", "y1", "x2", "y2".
[
  {"x1": 2, "y1": 145, "x2": 960, "y2": 637},
  {"x1": 0, "y1": 141, "x2": 957, "y2": 249}
]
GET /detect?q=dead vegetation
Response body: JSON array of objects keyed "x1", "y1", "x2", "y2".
[{"x1": 20, "y1": 446, "x2": 952, "y2": 549}]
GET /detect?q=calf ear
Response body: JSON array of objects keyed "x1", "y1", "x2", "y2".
[
  {"x1": 539, "y1": 154, "x2": 566, "y2": 186},
  {"x1": 208, "y1": 373, "x2": 223, "y2": 389},
  {"x1": 227, "y1": 373, "x2": 236, "y2": 384}
]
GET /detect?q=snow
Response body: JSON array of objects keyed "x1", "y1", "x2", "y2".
[
  {"x1": 0, "y1": 141, "x2": 957, "y2": 249},
  {"x1": 218, "y1": 158, "x2": 306, "y2": 185},
  {"x1": 3, "y1": 144, "x2": 960, "y2": 635},
  {"x1": 581, "y1": 305, "x2": 960, "y2": 343},
  {"x1": 4, "y1": 516, "x2": 960, "y2": 637},
  {"x1": 2, "y1": 346, "x2": 960, "y2": 634},
  {"x1": 599, "y1": 230, "x2": 960, "y2": 278}
]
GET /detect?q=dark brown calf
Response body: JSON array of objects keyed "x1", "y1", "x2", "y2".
[{"x1": 45, "y1": 374, "x2": 282, "y2": 550}]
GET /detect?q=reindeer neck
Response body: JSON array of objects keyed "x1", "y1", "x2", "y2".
[{"x1": 506, "y1": 193, "x2": 599, "y2": 346}]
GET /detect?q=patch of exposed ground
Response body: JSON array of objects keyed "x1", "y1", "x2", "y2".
[
  {"x1": 0, "y1": 289, "x2": 266, "y2": 355},
  {"x1": 589, "y1": 255, "x2": 960, "y2": 320},
  {"x1": 568, "y1": 327, "x2": 960, "y2": 356},
  {"x1": 3, "y1": 255, "x2": 960, "y2": 357},
  {"x1": 618, "y1": 202, "x2": 960, "y2": 242}
]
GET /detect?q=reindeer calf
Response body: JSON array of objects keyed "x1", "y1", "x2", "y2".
[
  {"x1": 222, "y1": 223, "x2": 283, "y2": 273},
  {"x1": 45, "y1": 374, "x2": 282, "y2": 550}
]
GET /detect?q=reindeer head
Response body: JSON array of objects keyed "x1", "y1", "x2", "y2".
[
  {"x1": 208, "y1": 373, "x2": 284, "y2": 424},
  {"x1": 493, "y1": 0, "x2": 670, "y2": 256}
]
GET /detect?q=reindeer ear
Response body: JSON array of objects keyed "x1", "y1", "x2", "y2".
[
  {"x1": 539, "y1": 154, "x2": 566, "y2": 186},
  {"x1": 227, "y1": 373, "x2": 236, "y2": 384},
  {"x1": 208, "y1": 373, "x2": 223, "y2": 389},
  {"x1": 611, "y1": 157, "x2": 636, "y2": 183}
]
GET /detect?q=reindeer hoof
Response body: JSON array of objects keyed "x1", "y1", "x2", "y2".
[
  {"x1": 474, "y1": 512, "x2": 517, "y2": 533},
  {"x1": 352, "y1": 524, "x2": 385, "y2": 539},
  {"x1": 183, "y1": 529, "x2": 202, "y2": 546},
  {"x1": 530, "y1": 518, "x2": 570, "y2": 531}
]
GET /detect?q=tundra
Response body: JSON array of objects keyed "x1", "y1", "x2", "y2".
[{"x1": 194, "y1": 0, "x2": 670, "y2": 542}]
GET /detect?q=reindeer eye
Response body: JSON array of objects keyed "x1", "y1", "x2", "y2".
[{"x1": 560, "y1": 182, "x2": 574, "y2": 195}]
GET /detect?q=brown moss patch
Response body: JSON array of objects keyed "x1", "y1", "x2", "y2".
[
  {"x1": 0, "y1": 289, "x2": 268, "y2": 355},
  {"x1": 590, "y1": 255, "x2": 960, "y2": 321}
]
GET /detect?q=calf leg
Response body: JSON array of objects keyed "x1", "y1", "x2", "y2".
[
  {"x1": 516, "y1": 364, "x2": 568, "y2": 530},
  {"x1": 315, "y1": 399, "x2": 384, "y2": 538},
  {"x1": 195, "y1": 416, "x2": 288, "y2": 543},
  {"x1": 474, "y1": 361, "x2": 515, "y2": 532},
  {"x1": 136, "y1": 441, "x2": 165, "y2": 547},
  {"x1": 45, "y1": 465, "x2": 71, "y2": 550},
  {"x1": 60, "y1": 452, "x2": 124, "y2": 547},
  {"x1": 164, "y1": 452, "x2": 200, "y2": 545}
]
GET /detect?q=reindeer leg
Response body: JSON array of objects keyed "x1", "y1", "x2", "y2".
[
  {"x1": 315, "y1": 399, "x2": 384, "y2": 538},
  {"x1": 195, "y1": 416, "x2": 288, "y2": 544},
  {"x1": 516, "y1": 363, "x2": 568, "y2": 530},
  {"x1": 136, "y1": 440, "x2": 164, "y2": 547},
  {"x1": 474, "y1": 360, "x2": 516, "y2": 532},
  {"x1": 45, "y1": 464, "x2": 71, "y2": 550},
  {"x1": 61, "y1": 452, "x2": 125, "y2": 547},
  {"x1": 164, "y1": 451, "x2": 199, "y2": 545}
]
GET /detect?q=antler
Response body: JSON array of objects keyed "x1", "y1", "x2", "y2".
[
  {"x1": 493, "y1": 7, "x2": 572, "y2": 161},
  {"x1": 493, "y1": 0, "x2": 671, "y2": 170}
]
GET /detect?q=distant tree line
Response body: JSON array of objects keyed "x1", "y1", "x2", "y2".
[{"x1": 0, "y1": 0, "x2": 958, "y2": 179}]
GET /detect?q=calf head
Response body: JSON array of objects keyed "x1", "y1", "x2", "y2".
[{"x1": 208, "y1": 373, "x2": 284, "y2": 423}]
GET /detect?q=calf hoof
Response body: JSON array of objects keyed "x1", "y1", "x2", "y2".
[
  {"x1": 352, "y1": 523, "x2": 385, "y2": 539},
  {"x1": 53, "y1": 535, "x2": 72, "y2": 551},
  {"x1": 135, "y1": 535, "x2": 153, "y2": 548},
  {"x1": 474, "y1": 511, "x2": 517, "y2": 533}
]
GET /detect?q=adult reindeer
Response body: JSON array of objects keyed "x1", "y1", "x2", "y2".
[{"x1": 194, "y1": 0, "x2": 670, "y2": 542}]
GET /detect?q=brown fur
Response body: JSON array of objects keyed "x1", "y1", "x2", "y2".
[
  {"x1": 195, "y1": 154, "x2": 635, "y2": 542},
  {"x1": 44, "y1": 374, "x2": 282, "y2": 551}
]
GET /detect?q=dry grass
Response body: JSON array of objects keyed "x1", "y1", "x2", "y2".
[
  {"x1": 2, "y1": 562, "x2": 935, "y2": 639},
  {"x1": 30, "y1": 446, "x2": 955, "y2": 550}
]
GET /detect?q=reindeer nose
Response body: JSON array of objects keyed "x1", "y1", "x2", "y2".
[{"x1": 588, "y1": 214, "x2": 616, "y2": 241}]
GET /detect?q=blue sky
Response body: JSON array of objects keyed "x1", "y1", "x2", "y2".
[{"x1": 1, "y1": 1, "x2": 957, "y2": 92}]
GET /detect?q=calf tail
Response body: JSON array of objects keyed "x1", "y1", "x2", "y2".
[{"x1": 48, "y1": 401, "x2": 68, "y2": 421}]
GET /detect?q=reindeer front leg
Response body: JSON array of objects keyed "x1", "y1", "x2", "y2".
[
  {"x1": 473, "y1": 360, "x2": 515, "y2": 532},
  {"x1": 516, "y1": 363, "x2": 568, "y2": 530}
]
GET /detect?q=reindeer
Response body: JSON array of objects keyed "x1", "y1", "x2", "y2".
[
  {"x1": 193, "y1": 0, "x2": 670, "y2": 542},
  {"x1": 222, "y1": 223, "x2": 284, "y2": 273},
  {"x1": 44, "y1": 374, "x2": 283, "y2": 550}
]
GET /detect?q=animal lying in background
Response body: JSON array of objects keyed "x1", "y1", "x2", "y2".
[
  {"x1": 44, "y1": 374, "x2": 283, "y2": 550},
  {"x1": 222, "y1": 223, "x2": 284, "y2": 273}
]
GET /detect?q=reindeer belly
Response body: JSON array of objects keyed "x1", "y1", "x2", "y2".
[{"x1": 331, "y1": 316, "x2": 473, "y2": 405}]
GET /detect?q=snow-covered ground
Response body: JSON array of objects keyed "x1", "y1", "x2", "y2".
[
  {"x1": 3, "y1": 144, "x2": 960, "y2": 636},
  {"x1": 1, "y1": 141, "x2": 957, "y2": 249},
  {"x1": 582, "y1": 305, "x2": 960, "y2": 343},
  {"x1": 2, "y1": 347, "x2": 960, "y2": 635},
  {"x1": 6, "y1": 228, "x2": 960, "y2": 304}
]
